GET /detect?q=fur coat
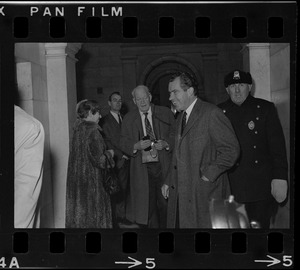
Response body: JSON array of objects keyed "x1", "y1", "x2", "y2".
[{"x1": 66, "y1": 119, "x2": 114, "y2": 228}]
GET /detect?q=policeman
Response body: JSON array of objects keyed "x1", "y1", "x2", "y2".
[{"x1": 218, "y1": 70, "x2": 288, "y2": 228}]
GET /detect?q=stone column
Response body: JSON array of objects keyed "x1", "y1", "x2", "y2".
[
  {"x1": 45, "y1": 43, "x2": 82, "y2": 228},
  {"x1": 121, "y1": 56, "x2": 137, "y2": 111},
  {"x1": 246, "y1": 43, "x2": 271, "y2": 101}
]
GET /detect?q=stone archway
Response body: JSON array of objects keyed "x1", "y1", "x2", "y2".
[{"x1": 138, "y1": 56, "x2": 204, "y2": 107}]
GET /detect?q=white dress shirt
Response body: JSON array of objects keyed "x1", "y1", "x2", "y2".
[
  {"x1": 139, "y1": 107, "x2": 155, "y2": 138},
  {"x1": 110, "y1": 110, "x2": 122, "y2": 124},
  {"x1": 184, "y1": 98, "x2": 198, "y2": 123}
]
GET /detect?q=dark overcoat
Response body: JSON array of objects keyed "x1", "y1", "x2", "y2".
[
  {"x1": 166, "y1": 99, "x2": 240, "y2": 228},
  {"x1": 66, "y1": 120, "x2": 113, "y2": 228},
  {"x1": 218, "y1": 95, "x2": 288, "y2": 203},
  {"x1": 120, "y1": 104, "x2": 175, "y2": 225},
  {"x1": 102, "y1": 112, "x2": 124, "y2": 162}
]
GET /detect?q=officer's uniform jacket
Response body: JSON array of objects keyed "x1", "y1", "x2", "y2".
[{"x1": 218, "y1": 95, "x2": 288, "y2": 203}]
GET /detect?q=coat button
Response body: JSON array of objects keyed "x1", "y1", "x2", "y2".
[
  {"x1": 171, "y1": 185, "x2": 175, "y2": 189},
  {"x1": 253, "y1": 145, "x2": 257, "y2": 149},
  {"x1": 255, "y1": 160, "x2": 258, "y2": 164},
  {"x1": 174, "y1": 165, "x2": 177, "y2": 170},
  {"x1": 255, "y1": 131, "x2": 258, "y2": 134}
]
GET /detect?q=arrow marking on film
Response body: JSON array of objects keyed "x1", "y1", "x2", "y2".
[
  {"x1": 115, "y1": 256, "x2": 142, "y2": 268},
  {"x1": 254, "y1": 255, "x2": 281, "y2": 267}
]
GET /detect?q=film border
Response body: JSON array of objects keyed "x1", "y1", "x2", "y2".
[{"x1": 0, "y1": 1, "x2": 296, "y2": 269}]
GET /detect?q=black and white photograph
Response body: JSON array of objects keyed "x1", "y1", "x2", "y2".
[
  {"x1": 0, "y1": 1, "x2": 296, "y2": 269},
  {"x1": 13, "y1": 42, "x2": 291, "y2": 230}
]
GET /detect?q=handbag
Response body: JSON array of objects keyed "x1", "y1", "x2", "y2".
[{"x1": 102, "y1": 153, "x2": 120, "y2": 195}]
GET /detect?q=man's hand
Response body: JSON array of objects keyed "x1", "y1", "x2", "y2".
[
  {"x1": 271, "y1": 179, "x2": 288, "y2": 203},
  {"x1": 134, "y1": 140, "x2": 151, "y2": 151},
  {"x1": 116, "y1": 155, "x2": 129, "y2": 169},
  {"x1": 161, "y1": 184, "x2": 169, "y2": 199},
  {"x1": 154, "y1": 140, "x2": 169, "y2": 150}
]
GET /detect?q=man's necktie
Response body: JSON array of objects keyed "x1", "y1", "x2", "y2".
[
  {"x1": 144, "y1": 112, "x2": 155, "y2": 141},
  {"x1": 118, "y1": 114, "x2": 122, "y2": 126},
  {"x1": 181, "y1": 111, "x2": 187, "y2": 135}
]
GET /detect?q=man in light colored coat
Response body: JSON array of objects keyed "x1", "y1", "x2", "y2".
[
  {"x1": 120, "y1": 85, "x2": 175, "y2": 228},
  {"x1": 14, "y1": 105, "x2": 45, "y2": 228},
  {"x1": 162, "y1": 72, "x2": 240, "y2": 228}
]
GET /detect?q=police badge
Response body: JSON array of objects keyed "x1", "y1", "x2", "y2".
[
  {"x1": 233, "y1": 70, "x2": 240, "y2": 80},
  {"x1": 248, "y1": 120, "x2": 255, "y2": 130}
]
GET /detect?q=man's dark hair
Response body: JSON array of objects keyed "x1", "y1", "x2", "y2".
[
  {"x1": 169, "y1": 71, "x2": 199, "y2": 97},
  {"x1": 108, "y1": 91, "x2": 121, "y2": 101}
]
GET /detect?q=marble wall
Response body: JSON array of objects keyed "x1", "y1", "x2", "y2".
[
  {"x1": 270, "y1": 43, "x2": 290, "y2": 228},
  {"x1": 15, "y1": 43, "x2": 81, "y2": 228}
]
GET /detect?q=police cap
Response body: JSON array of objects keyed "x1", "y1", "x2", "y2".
[{"x1": 224, "y1": 70, "x2": 252, "y2": 87}]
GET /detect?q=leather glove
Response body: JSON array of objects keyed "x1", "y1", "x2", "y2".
[{"x1": 271, "y1": 179, "x2": 288, "y2": 203}]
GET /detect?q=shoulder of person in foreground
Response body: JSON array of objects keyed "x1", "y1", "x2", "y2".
[
  {"x1": 251, "y1": 96, "x2": 274, "y2": 106},
  {"x1": 198, "y1": 99, "x2": 226, "y2": 114},
  {"x1": 14, "y1": 105, "x2": 44, "y2": 147},
  {"x1": 152, "y1": 105, "x2": 174, "y2": 123},
  {"x1": 121, "y1": 108, "x2": 139, "y2": 124}
]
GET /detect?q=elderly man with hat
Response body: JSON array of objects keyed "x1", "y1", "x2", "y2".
[{"x1": 218, "y1": 70, "x2": 288, "y2": 228}]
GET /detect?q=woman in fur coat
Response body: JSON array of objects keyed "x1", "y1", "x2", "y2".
[{"x1": 66, "y1": 100, "x2": 115, "y2": 228}]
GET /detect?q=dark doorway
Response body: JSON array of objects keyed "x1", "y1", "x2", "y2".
[{"x1": 151, "y1": 74, "x2": 173, "y2": 108}]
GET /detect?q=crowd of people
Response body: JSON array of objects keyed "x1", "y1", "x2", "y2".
[
  {"x1": 64, "y1": 69, "x2": 288, "y2": 229},
  {"x1": 15, "y1": 69, "x2": 288, "y2": 229}
]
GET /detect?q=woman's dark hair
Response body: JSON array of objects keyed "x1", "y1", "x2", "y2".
[
  {"x1": 169, "y1": 71, "x2": 199, "y2": 97},
  {"x1": 77, "y1": 100, "x2": 101, "y2": 119}
]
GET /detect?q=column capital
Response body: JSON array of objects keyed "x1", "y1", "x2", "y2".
[
  {"x1": 45, "y1": 43, "x2": 82, "y2": 62},
  {"x1": 246, "y1": 43, "x2": 270, "y2": 49}
]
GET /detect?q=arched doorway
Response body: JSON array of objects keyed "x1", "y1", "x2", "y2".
[{"x1": 139, "y1": 56, "x2": 204, "y2": 107}]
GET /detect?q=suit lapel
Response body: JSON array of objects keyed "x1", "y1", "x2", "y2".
[
  {"x1": 132, "y1": 110, "x2": 144, "y2": 140},
  {"x1": 151, "y1": 105, "x2": 160, "y2": 139},
  {"x1": 108, "y1": 112, "x2": 120, "y2": 127},
  {"x1": 179, "y1": 99, "x2": 202, "y2": 142}
]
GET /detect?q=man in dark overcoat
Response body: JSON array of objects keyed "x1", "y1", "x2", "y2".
[
  {"x1": 218, "y1": 70, "x2": 288, "y2": 228},
  {"x1": 162, "y1": 71, "x2": 240, "y2": 228},
  {"x1": 102, "y1": 92, "x2": 130, "y2": 227},
  {"x1": 120, "y1": 85, "x2": 175, "y2": 228}
]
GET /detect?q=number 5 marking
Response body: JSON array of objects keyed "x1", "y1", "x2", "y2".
[
  {"x1": 145, "y1": 258, "x2": 156, "y2": 269},
  {"x1": 283, "y1": 255, "x2": 293, "y2": 267}
]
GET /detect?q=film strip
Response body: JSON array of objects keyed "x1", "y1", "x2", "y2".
[{"x1": 0, "y1": 1, "x2": 296, "y2": 269}]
